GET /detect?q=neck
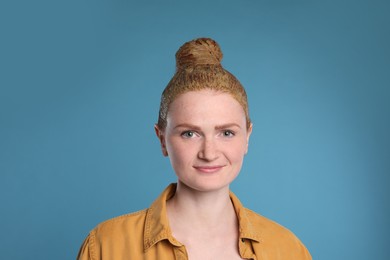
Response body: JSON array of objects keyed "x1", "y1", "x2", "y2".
[{"x1": 167, "y1": 181, "x2": 236, "y2": 228}]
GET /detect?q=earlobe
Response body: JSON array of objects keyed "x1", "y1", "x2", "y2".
[
  {"x1": 245, "y1": 123, "x2": 253, "y2": 154},
  {"x1": 154, "y1": 125, "x2": 168, "y2": 157}
]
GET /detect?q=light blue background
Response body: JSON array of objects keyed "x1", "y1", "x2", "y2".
[{"x1": 1, "y1": 0, "x2": 389, "y2": 259}]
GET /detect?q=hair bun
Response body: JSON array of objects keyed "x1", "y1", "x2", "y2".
[{"x1": 175, "y1": 38, "x2": 223, "y2": 69}]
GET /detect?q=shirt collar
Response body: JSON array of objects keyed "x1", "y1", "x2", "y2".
[
  {"x1": 143, "y1": 183, "x2": 179, "y2": 251},
  {"x1": 229, "y1": 190, "x2": 261, "y2": 242},
  {"x1": 143, "y1": 183, "x2": 261, "y2": 251}
]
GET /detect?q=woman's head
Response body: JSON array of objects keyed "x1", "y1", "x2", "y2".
[{"x1": 157, "y1": 38, "x2": 251, "y2": 130}]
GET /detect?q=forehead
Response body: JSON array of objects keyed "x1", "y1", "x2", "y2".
[{"x1": 166, "y1": 90, "x2": 246, "y2": 125}]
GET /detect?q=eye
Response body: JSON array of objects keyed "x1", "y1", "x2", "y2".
[
  {"x1": 222, "y1": 130, "x2": 235, "y2": 137},
  {"x1": 181, "y1": 131, "x2": 196, "y2": 138}
]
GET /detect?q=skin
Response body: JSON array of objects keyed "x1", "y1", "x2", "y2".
[
  {"x1": 155, "y1": 89, "x2": 252, "y2": 193},
  {"x1": 155, "y1": 89, "x2": 252, "y2": 259}
]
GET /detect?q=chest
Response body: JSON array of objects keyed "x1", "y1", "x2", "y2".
[{"x1": 175, "y1": 235, "x2": 244, "y2": 260}]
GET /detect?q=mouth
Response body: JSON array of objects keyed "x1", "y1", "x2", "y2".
[{"x1": 193, "y1": 165, "x2": 225, "y2": 173}]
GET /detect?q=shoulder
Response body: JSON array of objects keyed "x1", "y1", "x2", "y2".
[
  {"x1": 77, "y1": 210, "x2": 149, "y2": 260},
  {"x1": 243, "y1": 208, "x2": 312, "y2": 259},
  {"x1": 92, "y1": 209, "x2": 148, "y2": 239},
  {"x1": 244, "y1": 208, "x2": 296, "y2": 238}
]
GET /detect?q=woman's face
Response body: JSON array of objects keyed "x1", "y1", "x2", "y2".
[{"x1": 155, "y1": 89, "x2": 252, "y2": 192}]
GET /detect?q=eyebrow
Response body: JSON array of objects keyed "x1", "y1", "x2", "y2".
[
  {"x1": 174, "y1": 123, "x2": 242, "y2": 130},
  {"x1": 174, "y1": 124, "x2": 201, "y2": 130},
  {"x1": 215, "y1": 123, "x2": 242, "y2": 130}
]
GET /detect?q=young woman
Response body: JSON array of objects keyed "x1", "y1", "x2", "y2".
[{"x1": 77, "y1": 38, "x2": 312, "y2": 260}]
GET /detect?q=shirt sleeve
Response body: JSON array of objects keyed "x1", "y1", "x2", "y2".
[
  {"x1": 301, "y1": 242, "x2": 312, "y2": 260},
  {"x1": 77, "y1": 233, "x2": 95, "y2": 260}
]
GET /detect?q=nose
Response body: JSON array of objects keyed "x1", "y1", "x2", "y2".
[{"x1": 198, "y1": 137, "x2": 219, "y2": 161}]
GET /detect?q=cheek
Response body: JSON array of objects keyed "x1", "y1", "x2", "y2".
[
  {"x1": 167, "y1": 139, "x2": 194, "y2": 165},
  {"x1": 226, "y1": 141, "x2": 248, "y2": 161},
  {"x1": 230, "y1": 151, "x2": 246, "y2": 163}
]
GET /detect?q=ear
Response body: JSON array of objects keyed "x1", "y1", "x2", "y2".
[
  {"x1": 154, "y1": 124, "x2": 168, "y2": 157},
  {"x1": 245, "y1": 123, "x2": 253, "y2": 155}
]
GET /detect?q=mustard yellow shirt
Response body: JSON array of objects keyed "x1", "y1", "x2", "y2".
[{"x1": 77, "y1": 184, "x2": 312, "y2": 260}]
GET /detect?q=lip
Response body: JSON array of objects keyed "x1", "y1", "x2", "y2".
[{"x1": 193, "y1": 165, "x2": 225, "y2": 173}]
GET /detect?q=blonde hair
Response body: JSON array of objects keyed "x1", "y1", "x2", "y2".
[{"x1": 157, "y1": 38, "x2": 250, "y2": 129}]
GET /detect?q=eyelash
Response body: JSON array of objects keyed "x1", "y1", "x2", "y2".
[
  {"x1": 181, "y1": 131, "x2": 196, "y2": 138},
  {"x1": 180, "y1": 130, "x2": 235, "y2": 138},
  {"x1": 222, "y1": 130, "x2": 235, "y2": 137}
]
